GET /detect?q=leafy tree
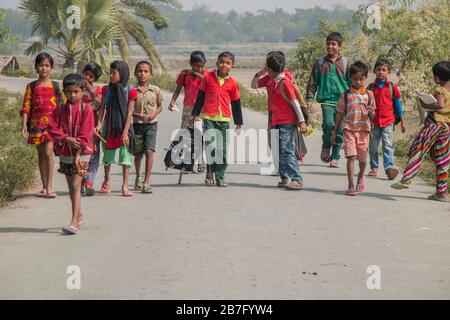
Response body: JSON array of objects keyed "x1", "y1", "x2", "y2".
[
  {"x1": 0, "y1": 9, "x2": 19, "y2": 55},
  {"x1": 20, "y1": 0, "x2": 181, "y2": 71}
]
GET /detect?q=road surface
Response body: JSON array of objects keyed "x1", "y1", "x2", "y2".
[{"x1": 0, "y1": 76, "x2": 449, "y2": 299}]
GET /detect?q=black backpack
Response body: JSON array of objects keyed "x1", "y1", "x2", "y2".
[
  {"x1": 26, "y1": 80, "x2": 61, "y2": 131},
  {"x1": 164, "y1": 127, "x2": 199, "y2": 172}
]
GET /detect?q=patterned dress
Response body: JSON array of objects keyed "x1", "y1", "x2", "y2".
[{"x1": 21, "y1": 82, "x2": 62, "y2": 145}]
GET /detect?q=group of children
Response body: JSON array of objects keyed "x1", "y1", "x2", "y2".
[{"x1": 20, "y1": 32, "x2": 450, "y2": 234}]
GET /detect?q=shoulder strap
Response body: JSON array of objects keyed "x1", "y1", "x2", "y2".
[
  {"x1": 341, "y1": 57, "x2": 348, "y2": 76},
  {"x1": 388, "y1": 81, "x2": 395, "y2": 105},
  {"x1": 29, "y1": 80, "x2": 38, "y2": 95},
  {"x1": 344, "y1": 89, "x2": 350, "y2": 114},
  {"x1": 367, "y1": 83, "x2": 373, "y2": 92}
]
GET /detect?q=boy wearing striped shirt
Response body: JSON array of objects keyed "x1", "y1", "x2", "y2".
[{"x1": 331, "y1": 61, "x2": 376, "y2": 196}]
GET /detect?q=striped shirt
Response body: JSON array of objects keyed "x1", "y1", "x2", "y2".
[{"x1": 336, "y1": 86, "x2": 376, "y2": 132}]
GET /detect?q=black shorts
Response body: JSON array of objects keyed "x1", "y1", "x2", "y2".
[{"x1": 134, "y1": 122, "x2": 158, "y2": 154}]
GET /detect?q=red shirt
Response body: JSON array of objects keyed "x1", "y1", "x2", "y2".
[
  {"x1": 258, "y1": 70, "x2": 294, "y2": 113},
  {"x1": 370, "y1": 80, "x2": 401, "y2": 128},
  {"x1": 270, "y1": 77, "x2": 298, "y2": 126},
  {"x1": 82, "y1": 85, "x2": 102, "y2": 128},
  {"x1": 199, "y1": 70, "x2": 240, "y2": 118},
  {"x1": 176, "y1": 69, "x2": 209, "y2": 107},
  {"x1": 48, "y1": 100, "x2": 95, "y2": 157}
]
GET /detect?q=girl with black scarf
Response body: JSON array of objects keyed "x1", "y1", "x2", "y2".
[{"x1": 95, "y1": 61, "x2": 138, "y2": 197}]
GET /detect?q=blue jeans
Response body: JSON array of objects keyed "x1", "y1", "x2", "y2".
[
  {"x1": 276, "y1": 124, "x2": 302, "y2": 182},
  {"x1": 369, "y1": 125, "x2": 395, "y2": 171},
  {"x1": 84, "y1": 139, "x2": 101, "y2": 188}
]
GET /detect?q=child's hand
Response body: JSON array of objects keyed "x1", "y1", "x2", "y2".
[
  {"x1": 121, "y1": 133, "x2": 129, "y2": 147},
  {"x1": 330, "y1": 132, "x2": 337, "y2": 145},
  {"x1": 401, "y1": 122, "x2": 407, "y2": 133},
  {"x1": 236, "y1": 125, "x2": 242, "y2": 136},
  {"x1": 298, "y1": 121, "x2": 308, "y2": 134},
  {"x1": 94, "y1": 125, "x2": 102, "y2": 136},
  {"x1": 75, "y1": 154, "x2": 82, "y2": 167},
  {"x1": 84, "y1": 80, "x2": 95, "y2": 96},
  {"x1": 168, "y1": 101, "x2": 178, "y2": 112},
  {"x1": 307, "y1": 102, "x2": 313, "y2": 111},
  {"x1": 188, "y1": 115, "x2": 196, "y2": 124},
  {"x1": 21, "y1": 125, "x2": 28, "y2": 138},
  {"x1": 64, "y1": 136, "x2": 81, "y2": 149}
]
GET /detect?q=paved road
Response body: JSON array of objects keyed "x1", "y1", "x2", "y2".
[{"x1": 0, "y1": 76, "x2": 449, "y2": 299}]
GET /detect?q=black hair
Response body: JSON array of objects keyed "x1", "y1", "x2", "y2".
[
  {"x1": 218, "y1": 51, "x2": 235, "y2": 65},
  {"x1": 35, "y1": 52, "x2": 54, "y2": 68},
  {"x1": 110, "y1": 60, "x2": 121, "y2": 71},
  {"x1": 190, "y1": 51, "x2": 206, "y2": 65},
  {"x1": 83, "y1": 62, "x2": 103, "y2": 81},
  {"x1": 266, "y1": 51, "x2": 285, "y2": 61},
  {"x1": 326, "y1": 32, "x2": 343, "y2": 46},
  {"x1": 349, "y1": 61, "x2": 369, "y2": 77},
  {"x1": 135, "y1": 60, "x2": 153, "y2": 74},
  {"x1": 374, "y1": 59, "x2": 392, "y2": 72},
  {"x1": 63, "y1": 73, "x2": 84, "y2": 89},
  {"x1": 432, "y1": 61, "x2": 450, "y2": 82},
  {"x1": 266, "y1": 51, "x2": 286, "y2": 73}
]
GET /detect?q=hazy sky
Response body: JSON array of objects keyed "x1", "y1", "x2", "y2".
[{"x1": 0, "y1": 0, "x2": 362, "y2": 12}]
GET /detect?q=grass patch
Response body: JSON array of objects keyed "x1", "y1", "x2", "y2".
[{"x1": 0, "y1": 89, "x2": 37, "y2": 207}]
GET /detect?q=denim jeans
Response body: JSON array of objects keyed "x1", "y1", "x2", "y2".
[
  {"x1": 83, "y1": 139, "x2": 101, "y2": 188},
  {"x1": 369, "y1": 124, "x2": 395, "y2": 171},
  {"x1": 275, "y1": 124, "x2": 302, "y2": 182}
]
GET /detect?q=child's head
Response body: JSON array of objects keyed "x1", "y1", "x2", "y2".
[
  {"x1": 216, "y1": 51, "x2": 235, "y2": 76},
  {"x1": 34, "y1": 52, "x2": 54, "y2": 78},
  {"x1": 83, "y1": 62, "x2": 103, "y2": 84},
  {"x1": 326, "y1": 32, "x2": 343, "y2": 56},
  {"x1": 432, "y1": 61, "x2": 450, "y2": 85},
  {"x1": 373, "y1": 59, "x2": 392, "y2": 80},
  {"x1": 109, "y1": 60, "x2": 130, "y2": 86},
  {"x1": 63, "y1": 74, "x2": 84, "y2": 104},
  {"x1": 349, "y1": 61, "x2": 369, "y2": 89},
  {"x1": 135, "y1": 61, "x2": 153, "y2": 84},
  {"x1": 266, "y1": 51, "x2": 286, "y2": 78},
  {"x1": 190, "y1": 51, "x2": 206, "y2": 73}
]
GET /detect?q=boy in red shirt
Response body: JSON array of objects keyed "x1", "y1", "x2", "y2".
[
  {"x1": 263, "y1": 51, "x2": 307, "y2": 190},
  {"x1": 48, "y1": 74, "x2": 95, "y2": 234},
  {"x1": 190, "y1": 51, "x2": 243, "y2": 187},
  {"x1": 368, "y1": 59, "x2": 406, "y2": 180}
]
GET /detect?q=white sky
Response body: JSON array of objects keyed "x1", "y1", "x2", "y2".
[{"x1": 0, "y1": 0, "x2": 363, "y2": 12}]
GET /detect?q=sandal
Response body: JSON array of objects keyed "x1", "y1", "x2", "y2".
[
  {"x1": 100, "y1": 182, "x2": 111, "y2": 194},
  {"x1": 356, "y1": 177, "x2": 366, "y2": 192},
  {"x1": 277, "y1": 180, "x2": 289, "y2": 188},
  {"x1": 45, "y1": 192, "x2": 57, "y2": 199},
  {"x1": 142, "y1": 184, "x2": 153, "y2": 194},
  {"x1": 391, "y1": 181, "x2": 410, "y2": 190},
  {"x1": 205, "y1": 173, "x2": 215, "y2": 186},
  {"x1": 428, "y1": 193, "x2": 448, "y2": 202},
  {"x1": 122, "y1": 189, "x2": 134, "y2": 197},
  {"x1": 368, "y1": 169, "x2": 378, "y2": 177},
  {"x1": 345, "y1": 188, "x2": 357, "y2": 196},
  {"x1": 320, "y1": 148, "x2": 331, "y2": 164},
  {"x1": 134, "y1": 176, "x2": 144, "y2": 191},
  {"x1": 62, "y1": 225, "x2": 80, "y2": 235},
  {"x1": 329, "y1": 160, "x2": 340, "y2": 168},
  {"x1": 216, "y1": 180, "x2": 229, "y2": 188},
  {"x1": 36, "y1": 189, "x2": 47, "y2": 198},
  {"x1": 285, "y1": 181, "x2": 303, "y2": 190}
]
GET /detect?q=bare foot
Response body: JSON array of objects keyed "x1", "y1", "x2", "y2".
[{"x1": 122, "y1": 188, "x2": 134, "y2": 197}]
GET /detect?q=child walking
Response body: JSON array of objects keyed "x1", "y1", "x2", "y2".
[
  {"x1": 95, "y1": 61, "x2": 138, "y2": 197},
  {"x1": 260, "y1": 52, "x2": 307, "y2": 189},
  {"x1": 331, "y1": 61, "x2": 376, "y2": 196},
  {"x1": 169, "y1": 51, "x2": 208, "y2": 173},
  {"x1": 307, "y1": 32, "x2": 351, "y2": 168},
  {"x1": 368, "y1": 59, "x2": 406, "y2": 180},
  {"x1": 133, "y1": 61, "x2": 163, "y2": 194},
  {"x1": 391, "y1": 61, "x2": 450, "y2": 202},
  {"x1": 21, "y1": 52, "x2": 63, "y2": 198},
  {"x1": 48, "y1": 74, "x2": 95, "y2": 235},
  {"x1": 190, "y1": 51, "x2": 243, "y2": 187},
  {"x1": 81, "y1": 62, "x2": 103, "y2": 196}
]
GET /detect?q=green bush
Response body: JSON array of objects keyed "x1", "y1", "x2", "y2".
[
  {"x1": 151, "y1": 73, "x2": 177, "y2": 92},
  {"x1": 239, "y1": 84, "x2": 267, "y2": 113},
  {"x1": 0, "y1": 90, "x2": 37, "y2": 206}
]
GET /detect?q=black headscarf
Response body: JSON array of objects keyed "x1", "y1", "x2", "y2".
[
  {"x1": 106, "y1": 61, "x2": 136, "y2": 154},
  {"x1": 107, "y1": 61, "x2": 130, "y2": 137}
]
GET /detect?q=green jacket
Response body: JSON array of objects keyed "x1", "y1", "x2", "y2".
[{"x1": 306, "y1": 55, "x2": 351, "y2": 106}]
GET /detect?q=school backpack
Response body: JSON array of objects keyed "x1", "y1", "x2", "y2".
[
  {"x1": 367, "y1": 82, "x2": 402, "y2": 126},
  {"x1": 26, "y1": 80, "x2": 61, "y2": 131},
  {"x1": 318, "y1": 56, "x2": 349, "y2": 76}
]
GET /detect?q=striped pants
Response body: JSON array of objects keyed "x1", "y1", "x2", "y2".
[{"x1": 401, "y1": 116, "x2": 450, "y2": 196}]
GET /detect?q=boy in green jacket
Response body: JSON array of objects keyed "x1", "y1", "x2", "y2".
[{"x1": 306, "y1": 32, "x2": 351, "y2": 168}]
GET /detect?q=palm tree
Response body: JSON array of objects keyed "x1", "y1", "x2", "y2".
[{"x1": 20, "y1": 0, "x2": 181, "y2": 71}]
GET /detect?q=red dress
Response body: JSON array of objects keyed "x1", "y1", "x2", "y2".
[{"x1": 21, "y1": 82, "x2": 62, "y2": 145}]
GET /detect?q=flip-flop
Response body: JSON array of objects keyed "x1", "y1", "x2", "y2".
[
  {"x1": 36, "y1": 190, "x2": 47, "y2": 198},
  {"x1": 356, "y1": 177, "x2": 366, "y2": 192},
  {"x1": 320, "y1": 148, "x2": 331, "y2": 163},
  {"x1": 391, "y1": 181, "x2": 410, "y2": 190},
  {"x1": 345, "y1": 188, "x2": 357, "y2": 196},
  {"x1": 368, "y1": 169, "x2": 378, "y2": 177},
  {"x1": 62, "y1": 226, "x2": 80, "y2": 235},
  {"x1": 428, "y1": 193, "x2": 448, "y2": 202},
  {"x1": 45, "y1": 192, "x2": 57, "y2": 199}
]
